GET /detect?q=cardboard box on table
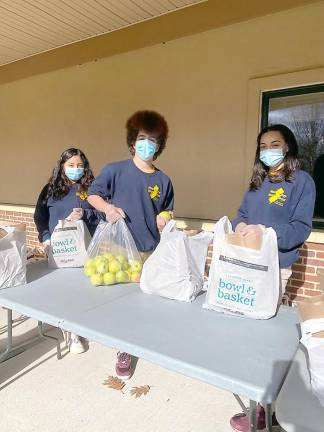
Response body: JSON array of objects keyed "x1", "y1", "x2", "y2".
[{"x1": 299, "y1": 269, "x2": 324, "y2": 338}]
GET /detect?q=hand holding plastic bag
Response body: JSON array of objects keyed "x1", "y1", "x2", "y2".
[{"x1": 204, "y1": 216, "x2": 280, "y2": 319}]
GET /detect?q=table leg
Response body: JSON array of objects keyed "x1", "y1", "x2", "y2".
[
  {"x1": 38, "y1": 321, "x2": 62, "y2": 360},
  {"x1": 234, "y1": 396, "x2": 273, "y2": 432},
  {"x1": 233, "y1": 393, "x2": 248, "y2": 414},
  {"x1": 249, "y1": 400, "x2": 257, "y2": 432},
  {"x1": 265, "y1": 403, "x2": 273, "y2": 432},
  {"x1": 0, "y1": 309, "x2": 25, "y2": 363}
]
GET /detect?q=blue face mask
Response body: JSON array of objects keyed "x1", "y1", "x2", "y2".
[
  {"x1": 64, "y1": 167, "x2": 84, "y2": 181},
  {"x1": 260, "y1": 149, "x2": 285, "y2": 167},
  {"x1": 135, "y1": 139, "x2": 157, "y2": 161}
]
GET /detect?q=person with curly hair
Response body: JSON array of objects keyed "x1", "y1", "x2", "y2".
[
  {"x1": 87, "y1": 110, "x2": 174, "y2": 378},
  {"x1": 34, "y1": 148, "x2": 103, "y2": 354}
]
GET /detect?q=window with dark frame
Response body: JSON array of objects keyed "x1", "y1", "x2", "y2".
[{"x1": 261, "y1": 84, "x2": 324, "y2": 229}]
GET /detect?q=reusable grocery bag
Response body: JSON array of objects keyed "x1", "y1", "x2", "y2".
[
  {"x1": 299, "y1": 271, "x2": 324, "y2": 407},
  {"x1": 48, "y1": 219, "x2": 90, "y2": 268},
  {"x1": 204, "y1": 216, "x2": 280, "y2": 319},
  {"x1": 0, "y1": 223, "x2": 27, "y2": 289},
  {"x1": 140, "y1": 220, "x2": 213, "y2": 302},
  {"x1": 85, "y1": 219, "x2": 142, "y2": 286}
]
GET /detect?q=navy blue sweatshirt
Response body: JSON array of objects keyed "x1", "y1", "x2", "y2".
[
  {"x1": 34, "y1": 184, "x2": 103, "y2": 242},
  {"x1": 232, "y1": 170, "x2": 315, "y2": 268},
  {"x1": 88, "y1": 159, "x2": 174, "y2": 252}
]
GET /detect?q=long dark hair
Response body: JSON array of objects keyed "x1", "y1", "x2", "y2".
[
  {"x1": 46, "y1": 148, "x2": 94, "y2": 200},
  {"x1": 249, "y1": 124, "x2": 300, "y2": 190}
]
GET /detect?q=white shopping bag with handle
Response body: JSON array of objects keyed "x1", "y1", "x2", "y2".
[
  {"x1": 140, "y1": 220, "x2": 213, "y2": 302},
  {"x1": 0, "y1": 223, "x2": 27, "y2": 289},
  {"x1": 204, "y1": 216, "x2": 279, "y2": 319},
  {"x1": 300, "y1": 319, "x2": 324, "y2": 407},
  {"x1": 48, "y1": 219, "x2": 90, "y2": 268},
  {"x1": 299, "y1": 285, "x2": 324, "y2": 408}
]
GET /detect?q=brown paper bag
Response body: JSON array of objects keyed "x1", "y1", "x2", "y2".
[
  {"x1": 298, "y1": 269, "x2": 324, "y2": 338},
  {"x1": 225, "y1": 232, "x2": 262, "y2": 250},
  {"x1": 183, "y1": 229, "x2": 200, "y2": 237}
]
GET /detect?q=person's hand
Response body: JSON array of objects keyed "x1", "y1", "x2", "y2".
[
  {"x1": 42, "y1": 239, "x2": 51, "y2": 256},
  {"x1": 67, "y1": 208, "x2": 84, "y2": 221},
  {"x1": 235, "y1": 222, "x2": 247, "y2": 234},
  {"x1": 239, "y1": 224, "x2": 265, "y2": 237},
  {"x1": 156, "y1": 215, "x2": 167, "y2": 232},
  {"x1": 105, "y1": 204, "x2": 126, "y2": 223}
]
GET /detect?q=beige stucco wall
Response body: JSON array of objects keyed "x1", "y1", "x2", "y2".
[{"x1": 0, "y1": 2, "x2": 324, "y2": 219}]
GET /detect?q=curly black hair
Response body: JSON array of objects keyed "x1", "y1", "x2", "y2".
[
  {"x1": 126, "y1": 110, "x2": 169, "y2": 160},
  {"x1": 45, "y1": 148, "x2": 94, "y2": 201}
]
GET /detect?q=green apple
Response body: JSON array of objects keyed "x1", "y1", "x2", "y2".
[
  {"x1": 90, "y1": 273, "x2": 103, "y2": 286},
  {"x1": 116, "y1": 254, "x2": 127, "y2": 264},
  {"x1": 96, "y1": 260, "x2": 109, "y2": 274},
  {"x1": 159, "y1": 211, "x2": 171, "y2": 222},
  {"x1": 108, "y1": 259, "x2": 122, "y2": 274},
  {"x1": 84, "y1": 264, "x2": 97, "y2": 277},
  {"x1": 103, "y1": 253, "x2": 114, "y2": 261},
  {"x1": 84, "y1": 258, "x2": 95, "y2": 268},
  {"x1": 129, "y1": 260, "x2": 143, "y2": 273},
  {"x1": 130, "y1": 272, "x2": 141, "y2": 283},
  {"x1": 94, "y1": 255, "x2": 106, "y2": 265},
  {"x1": 116, "y1": 271, "x2": 130, "y2": 283},
  {"x1": 121, "y1": 260, "x2": 130, "y2": 271},
  {"x1": 103, "y1": 272, "x2": 116, "y2": 285}
]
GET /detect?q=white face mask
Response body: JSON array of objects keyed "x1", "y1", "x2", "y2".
[
  {"x1": 301, "y1": 318, "x2": 324, "y2": 407},
  {"x1": 259, "y1": 149, "x2": 285, "y2": 167},
  {"x1": 135, "y1": 139, "x2": 157, "y2": 161}
]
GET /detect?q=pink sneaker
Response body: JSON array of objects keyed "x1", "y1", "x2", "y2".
[
  {"x1": 230, "y1": 405, "x2": 278, "y2": 431},
  {"x1": 115, "y1": 352, "x2": 132, "y2": 380},
  {"x1": 230, "y1": 405, "x2": 265, "y2": 431}
]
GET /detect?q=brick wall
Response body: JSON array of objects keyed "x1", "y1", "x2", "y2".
[
  {"x1": 286, "y1": 242, "x2": 324, "y2": 302},
  {"x1": 1, "y1": 208, "x2": 324, "y2": 303}
]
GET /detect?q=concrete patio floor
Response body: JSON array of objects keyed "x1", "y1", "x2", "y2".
[{"x1": 0, "y1": 308, "x2": 242, "y2": 432}]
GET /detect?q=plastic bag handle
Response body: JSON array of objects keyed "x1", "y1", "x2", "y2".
[{"x1": 161, "y1": 219, "x2": 177, "y2": 237}]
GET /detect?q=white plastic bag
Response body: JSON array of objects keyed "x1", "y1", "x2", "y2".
[
  {"x1": 300, "y1": 319, "x2": 324, "y2": 407},
  {"x1": 48, "y1": 219, "x2": 90, "y2": 268},
  {"x1": 85, "y1": 219, "x2": 142, "y2": 286},
  {"x1": 140, "y1": 220, "x2": 213, "y2": 302},
  {"x1": 204, "y1": 216, "x2": 280, "y2": 319},
  {"x1": 0, "y1": 223, "x2": 27, "y2": 289}
]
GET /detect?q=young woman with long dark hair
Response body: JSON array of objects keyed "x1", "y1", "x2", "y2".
[
  {"x1": 34, "y1": 148, "x2": 103, "y2": 354},
  {"x1": 230, "y1": 124, "x2": 316, "y2": 431}
]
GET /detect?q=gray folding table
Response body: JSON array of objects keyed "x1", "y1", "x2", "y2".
[
  {"x1": 276, "y1": 347, "x2": 324, "y2": 432},
  {"x1": 0, "y1": 261, "x2": 300, "y2": 432}
]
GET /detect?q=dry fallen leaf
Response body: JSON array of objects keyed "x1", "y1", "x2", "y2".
[
  {"x1": 130, "y1": 385, "x2": 150, "y2": 398},
  {"x1": 102, "y1": 376, "x2": 126, "y2": 393}
]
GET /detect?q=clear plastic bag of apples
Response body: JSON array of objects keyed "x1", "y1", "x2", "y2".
[{"x1": 84, "y1": 220, "x2": 142, "y2": 286}]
